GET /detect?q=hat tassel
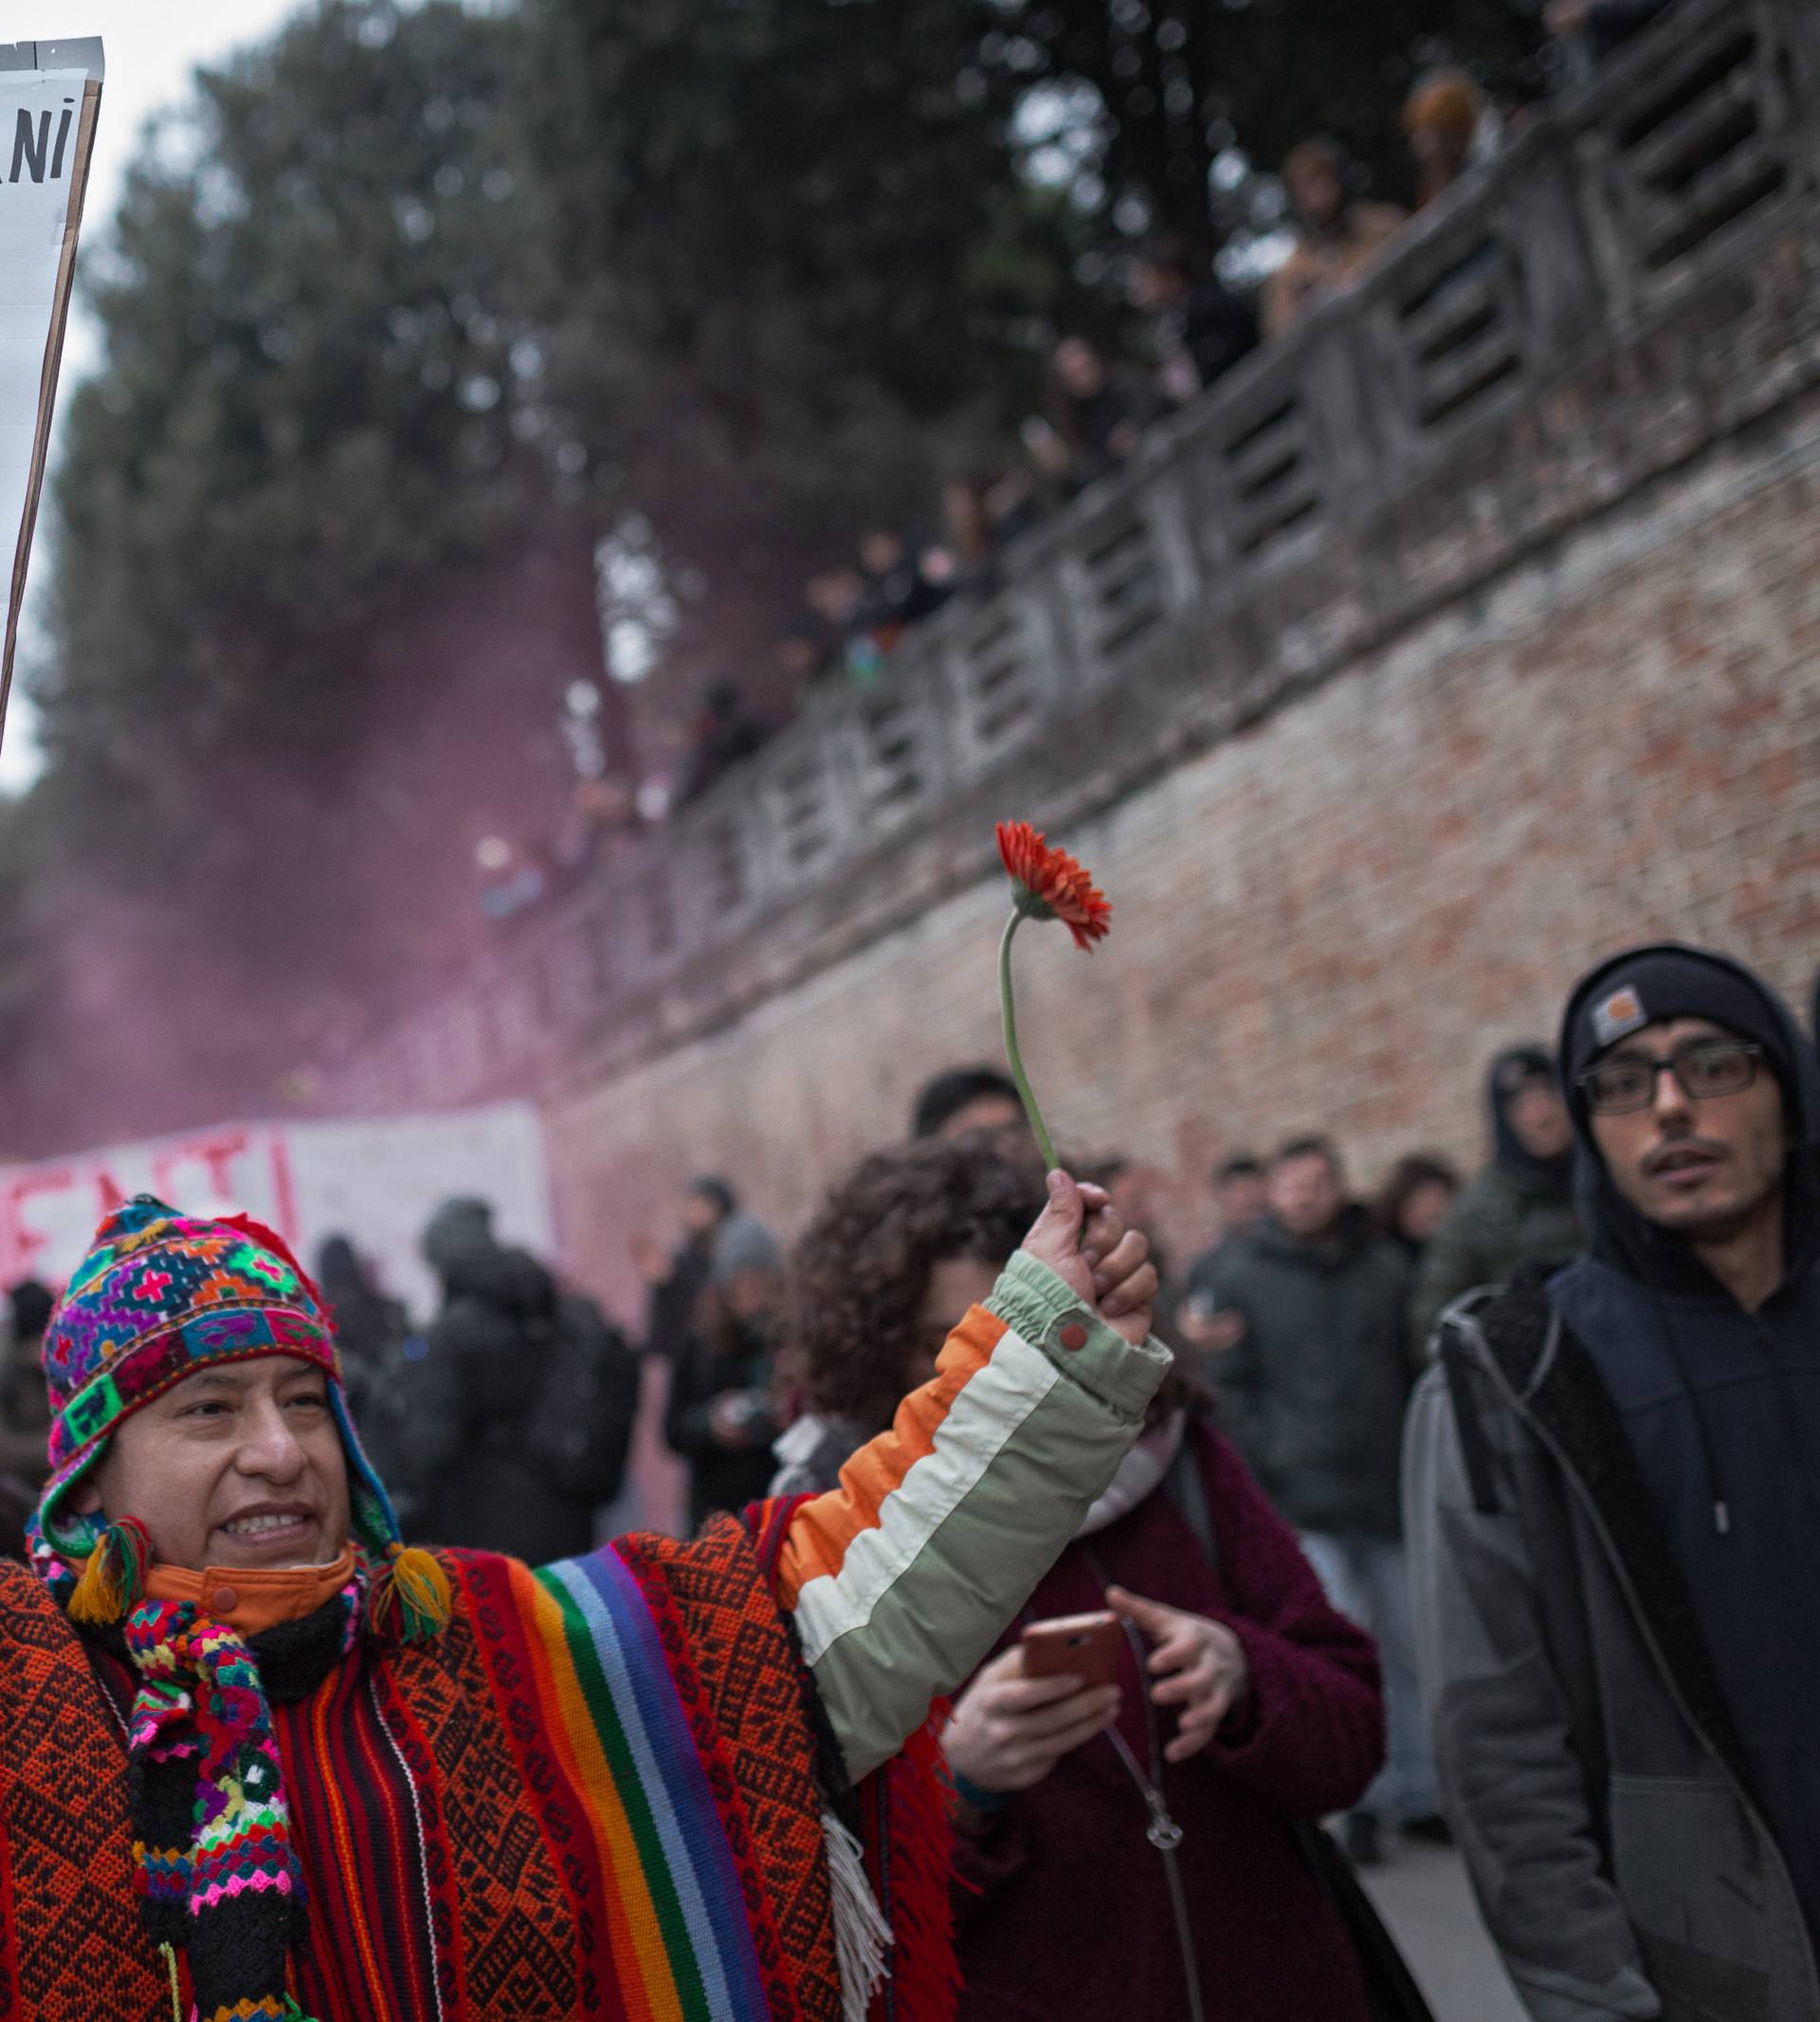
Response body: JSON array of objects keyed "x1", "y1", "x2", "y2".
[
  {"x1": 67, "y1": 1516, "x2": 153, "y2": 1625},
  {"x1": 368, "y1": 1540, "x2": 451, "y2": 1643}
]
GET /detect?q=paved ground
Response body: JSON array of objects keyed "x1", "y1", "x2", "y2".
[{"x1": 1362, "y1": 1839, "x2": 1528, "y2": 2021}]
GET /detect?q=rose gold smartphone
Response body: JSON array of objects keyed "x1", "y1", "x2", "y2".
[{"x1": 1019, "y1": 1610, "x2": 1122, "y2": 1689}]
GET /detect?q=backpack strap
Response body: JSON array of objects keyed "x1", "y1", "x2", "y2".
[
  {"x1": 1432, "y1": 1279, "x2": 1555, "y2": 1519},
  {"x1": 1439, "y1": 1331, "x2": 1503, "y2": 1517}
]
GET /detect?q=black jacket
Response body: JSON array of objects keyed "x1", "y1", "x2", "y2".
[
  {"x1": 643, "y1": 1241, "x2": 711, "y2": 1363},
  {"x1": 1163, "y1": 279, "x2": 1259, "y2": 391},
  {"x1": 404, "y1": 1243, "x2": 637, "y2": 1564},
  {"x1": 1200, "y1": 1206, "x2": 1415, "y2": 1538}
]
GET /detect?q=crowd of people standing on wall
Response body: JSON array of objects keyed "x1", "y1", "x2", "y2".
[
  {"x1": 468, "y1": 0, "x2": 1682, "y2": 919},
  {"x1": 660, "y1": 0, "x2": 1680, "y2": 812}
]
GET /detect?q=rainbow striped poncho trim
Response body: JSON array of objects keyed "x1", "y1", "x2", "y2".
[{"x1": 522, "y1": 1544, "x2": 776, "y2": 2021}]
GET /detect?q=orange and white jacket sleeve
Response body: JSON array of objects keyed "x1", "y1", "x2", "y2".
[{"x1": 774, "y1": 1249, "x2": 1171, "y2": 1784}]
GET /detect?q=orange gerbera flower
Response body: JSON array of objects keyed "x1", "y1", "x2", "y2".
[
  {"x1": 995, "y1": 821, "x2": 1112, "y2": 954},
  {"x1": 994, "y1": 822, "x2": 1114, "y2": 1173}
]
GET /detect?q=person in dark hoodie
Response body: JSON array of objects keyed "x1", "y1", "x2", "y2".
[
  {"x1": 0, "y1": 1279, "x2": 54, "y2": 1559},
  {"x1": 1406, "y1": 944, "x2": 1820, "y2": 2019},
  {"x1": 1409, "y1": 1044, "x2": 1583, "y2": 1353},
  {"x1": 1198, "y1": 1135, "x2": 1439, "y2": 1867},
  {"x1": 312, "y1": 1233, "x2": 415, "y2": 1502},
  {"x1": 406, "y1": 1196, "x2": 640, "y2": 1562}
]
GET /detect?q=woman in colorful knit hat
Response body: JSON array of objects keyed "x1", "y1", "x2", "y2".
[{"x1": 0, "y1": 1177, "x2": 1162, "y2": 2022}]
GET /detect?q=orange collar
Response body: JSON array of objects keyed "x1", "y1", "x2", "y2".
[{"x1": 144, "y1": 1546, "x2": 357, "y2": 1637}]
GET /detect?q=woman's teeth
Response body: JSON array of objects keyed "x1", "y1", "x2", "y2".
[{"x1": 225, "y1": 1512, "x2": 305, "y2": 1536}]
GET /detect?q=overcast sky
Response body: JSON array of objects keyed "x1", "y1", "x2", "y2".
[{"x1": 3, "y1": 1, "x2": 304, "y2": 790}]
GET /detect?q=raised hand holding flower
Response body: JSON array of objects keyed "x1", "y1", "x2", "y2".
[{"x1": 995, "y1": 821, "x2": 1111, "y2": 1171}]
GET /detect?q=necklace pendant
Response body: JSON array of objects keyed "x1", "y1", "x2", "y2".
[{"x1": 1147, "y1": 1810, "x2": 1184, "y2": 1851}]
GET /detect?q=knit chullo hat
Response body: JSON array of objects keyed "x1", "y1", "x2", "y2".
[
  {"x1": 27, "y1": 1195, "x2": 449, "y2": 2022},
  {"x1": 29, "y1": 1193, "x2": 436, "y2": 1625}
]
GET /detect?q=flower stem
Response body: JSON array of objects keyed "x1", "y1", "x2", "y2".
[{"x1": 998, "y1": 909, "x2": 1058, "y2": 1172}]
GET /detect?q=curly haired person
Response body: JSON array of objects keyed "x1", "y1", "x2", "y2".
[
  {"x1": 778, "y1": 1137, "x2": 1417, "y2": 2022},
  {"x1": 774, "y1": 1139, "x2": 1047, "y2": 1496}
]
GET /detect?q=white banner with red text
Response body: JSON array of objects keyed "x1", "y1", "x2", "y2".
[{"x1": 0, "y1": 1102, "x2": 555, "y2": 1321}]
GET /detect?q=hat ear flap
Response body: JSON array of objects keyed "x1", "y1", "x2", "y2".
[{"x1": 327, "y1": 1376, "x2": 419, "y2": 1546}]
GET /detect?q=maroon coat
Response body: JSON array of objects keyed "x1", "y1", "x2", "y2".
[{"x1": 953, "y1": 1421, "x2": 1384, "y2": 2021}]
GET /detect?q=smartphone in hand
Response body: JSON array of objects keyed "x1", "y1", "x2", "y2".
[{"x1": 1019, "y1": 1610, "x2": 1122, "y2": 1690}]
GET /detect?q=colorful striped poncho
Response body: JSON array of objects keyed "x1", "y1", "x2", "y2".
[
  {"x1": 0, "y1": 1259, "x2": 1171, "y2": 2022},
  {"x1": 0, "y1": 1519, "x2": 878, "y2": 2021}
]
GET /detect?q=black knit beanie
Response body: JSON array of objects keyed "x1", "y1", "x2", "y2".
[{"x1": 1560, "y1": 945, "x2": 1805, "y2": 1123}]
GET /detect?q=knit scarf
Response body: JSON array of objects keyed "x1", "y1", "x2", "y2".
[{"x1": 120, "y1": 1571, "x2": 364, "y2": 2022}]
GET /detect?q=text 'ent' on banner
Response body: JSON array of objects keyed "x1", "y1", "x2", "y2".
[{"x1": 0, "y1": 38, "x2": 103, "y2": 750}]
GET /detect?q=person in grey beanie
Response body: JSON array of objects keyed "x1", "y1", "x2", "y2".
[{"x1": 1405, "y1": 943, "x2": 1820, "y2": 2021}]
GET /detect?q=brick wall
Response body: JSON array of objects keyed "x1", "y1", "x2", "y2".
[{"x1": 546, "y1": 399, "x2": 1820, "y2": 1326}]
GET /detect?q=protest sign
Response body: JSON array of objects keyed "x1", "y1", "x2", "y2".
[
  {"x1": 0, "y1": 1100, "x2": 556, "y2": 1320},
  {"x1": 0, "y1": 38, "x2": 102, "y2": 747}
]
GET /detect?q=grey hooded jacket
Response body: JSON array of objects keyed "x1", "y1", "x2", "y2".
[
  {"x1": 1406, "y1": 1266, "x2": 1819, "y2": 2022},
  {"x1": 1407, "y1": 944, "x2": 1820, "y2": 2021}
]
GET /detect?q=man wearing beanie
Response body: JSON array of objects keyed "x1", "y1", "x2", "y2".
[
  {"x1": 1407, "y1": 1043, "x2": 1583, "y2": 1354},
  {"x1": 1405, "y1": 944, "x2": 1820, "y2": 2020},
  {"x1": 0, "y1": 1174, "x2": 1165, "y2": 2021}
]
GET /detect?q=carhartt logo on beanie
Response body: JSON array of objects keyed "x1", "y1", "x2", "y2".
[
  {"x1": 1561, "y1": 946, "x2": 1802, "y2": 1112},
  {"x1": 1590, "y1": 985, "x2": 1647, "y2": 1048}
]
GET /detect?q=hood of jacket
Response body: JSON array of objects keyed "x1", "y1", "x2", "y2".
[
  {"x1": 442, "y1": 1240, "x2": 559, "y2": 1321},
  {"x1": 1556, "y1": 942, "x2": 1820, "y2": 1302},
  {"x1": 1486, "y1": 1043, "x2": 1575, "y2": 1192}
]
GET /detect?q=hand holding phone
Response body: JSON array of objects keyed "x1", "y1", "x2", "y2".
[
  {"x1": 944, "y1": 1640, "x2": 1122, "y2": 1803},
  {"x1": 1019, "y1": 1610, "x2": 1123, "y2": 1689}
]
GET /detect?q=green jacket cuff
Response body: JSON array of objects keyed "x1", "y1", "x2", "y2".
[{"x1": 988, "y1": 1250, "x2": 1172, "y2": 1423}]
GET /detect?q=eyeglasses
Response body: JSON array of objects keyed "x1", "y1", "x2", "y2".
[{"x1": 1578, "y1": 1040, "x2": 1764, "y2": 1117}]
